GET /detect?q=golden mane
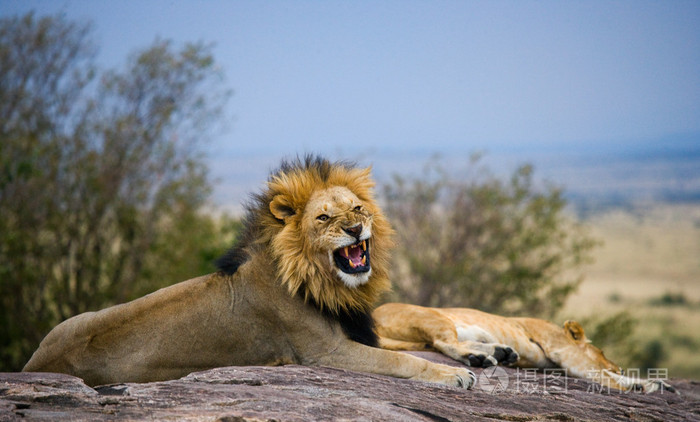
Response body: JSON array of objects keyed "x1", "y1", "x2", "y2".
[{"x1": 217, "y1": 156, "x2": 393, "y2": 314}]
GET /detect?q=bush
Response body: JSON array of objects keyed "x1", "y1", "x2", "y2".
[
  {"x1": 649, "y1": 291, "x2": 690, "y2": 307},
  {"x1": 0, "y1": 13, "x2": 232, "y2": 371},
  {"x1": 582, "y1": 311, "x2": 638, "y2": 348},
  {"x1": 382, "y1": 157, "x2": 598, "y2": 317}
]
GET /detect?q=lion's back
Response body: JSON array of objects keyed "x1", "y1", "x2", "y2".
[{"x1": 22, "y1": 274, "x2": 226, "y2": 379}]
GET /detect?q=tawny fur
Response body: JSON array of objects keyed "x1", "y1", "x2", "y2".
[
  {"x1": 374, "y1": 303, "x2": 675, "y2": 393},
  {"x1": 23, "y1": 156, "x2": 475, "y2": 389}
]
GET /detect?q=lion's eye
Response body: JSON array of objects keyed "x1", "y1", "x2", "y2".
[
  {"x1": 354, "y1": 205, "x2": 362, "y2": 212},
  {"x1": 317, "y1": 214, "x2": 329, "y2": 222}
]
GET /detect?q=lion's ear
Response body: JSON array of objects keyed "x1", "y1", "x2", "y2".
[
  {"x1": 270, "y1": 195, "x2": 296, "y2": 221},
  {"x1": 564, "y1": 320, "x2": 585, "y2": 342}
]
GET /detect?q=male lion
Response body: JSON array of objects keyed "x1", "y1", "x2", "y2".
[
  {"x1": 23, "y1": 156, "x2": 475, "y2": 389},
  {"x1": 374, "y1": 303, "x2": 675, "y2": 393}
]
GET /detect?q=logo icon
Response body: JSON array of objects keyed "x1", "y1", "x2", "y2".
[{"x1": 477, "y1": 366, "x2": 509, "y2": 394}]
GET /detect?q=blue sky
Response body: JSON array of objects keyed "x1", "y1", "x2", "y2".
[
  {"x1": 3, "y1": 1, "x2": 699, "y2": 155},
  {"x1": 2, "y1": 1, "x2": 700, "y2": 208}
]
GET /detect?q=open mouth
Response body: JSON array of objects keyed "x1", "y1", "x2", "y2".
[{"x1": 333, "y1": 239, "x2": 370, "y2": 274}]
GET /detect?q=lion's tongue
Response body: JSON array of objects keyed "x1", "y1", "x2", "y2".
[{"x1": 342, "y1": 244, "x2": 364, "y2": 267}]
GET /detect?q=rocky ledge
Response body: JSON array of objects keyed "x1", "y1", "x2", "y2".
[{"x1": 1, "y1": 352, "x2": 698, "y2": 421}]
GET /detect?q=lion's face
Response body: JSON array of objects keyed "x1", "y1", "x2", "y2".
[
  {"x1": 304, "y1": 186, "x2": 374, "y2": 288},
  {"x1": 264, "y1": 159, "x2": 392, "y2": 313}
]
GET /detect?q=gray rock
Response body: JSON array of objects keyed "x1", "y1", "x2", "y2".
[{"x1": 2, "y1": 352, "x2": 698, "y2": 421}]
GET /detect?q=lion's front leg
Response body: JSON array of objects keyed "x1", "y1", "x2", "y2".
[
  {"x1": 600, "y1": 370, "x2": 678, "y2": 394},
  {"x1": 311, "y1": 340, "x2": 476, "y2": 389}
]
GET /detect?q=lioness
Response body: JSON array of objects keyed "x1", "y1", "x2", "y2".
[
  {"x1": 374, "y1": 303, "x2": 675, "y2": 393},
  {"x1": 23, "y1": 156, "x2": 475, "y2": 389}
]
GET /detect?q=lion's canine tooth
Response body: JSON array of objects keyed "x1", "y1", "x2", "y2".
[
  {"x1": 362, "y1": 240, "x2": 367, "y2": 251},
  {"x1": 361, "y1": 256, "x2": 366, "y2": 266},
  {"x1": 348, "y1": 259, "x2": 356, "y2": 268},
  {"x1": 344, "y1": 246, "x2": 349, "y2": 257}
]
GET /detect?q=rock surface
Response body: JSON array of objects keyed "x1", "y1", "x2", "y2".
[{"x1": 2, "y1": 352, "x2": 698, "y2": 421}]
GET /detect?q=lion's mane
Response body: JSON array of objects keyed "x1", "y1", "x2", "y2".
[{"x1": 217, "y1": 155, "x2": 392, "y2": 324}]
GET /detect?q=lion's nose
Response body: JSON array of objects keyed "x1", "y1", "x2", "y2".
[{"x1": 343, "y1": 224, "x2": 363, "y2": 240}]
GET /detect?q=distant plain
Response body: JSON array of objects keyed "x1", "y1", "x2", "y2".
[{"x1": 564, "y1": 203, "x2": 700, "y2": 380}]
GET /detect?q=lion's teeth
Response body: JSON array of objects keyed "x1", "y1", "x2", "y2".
[
  {"x1": 362, "y1": 241, "x2": 366, "y2": 251},
  {"x1": 344, "y1": 247, "x2": 349, "y2": 257},
  {"x1": 361, "y1": 256, "x2": 366, "y2": 266},
  {"x1": 348, "y1": 259, "x2": 356, "y2": 268}
]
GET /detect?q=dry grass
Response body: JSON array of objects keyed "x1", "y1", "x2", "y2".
[{"x1": 561, "y1": 203, "x2": 700, "y2": 380}]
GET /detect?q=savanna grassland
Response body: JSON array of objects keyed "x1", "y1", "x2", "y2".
[{"x1": 562, "y1": 203, "x2": 700, "y2": 380}]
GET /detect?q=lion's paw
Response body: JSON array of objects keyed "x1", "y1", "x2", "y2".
[
  {"x1": 415, "y1": 365, "x2": 476, "y2": 389},
  {"x1": 453, "y1": 367, "x2": 477, "y2": 389}
]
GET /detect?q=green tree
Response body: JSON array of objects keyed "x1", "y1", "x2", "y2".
[
  {"x1": 0, "y1": 13, "x2": 232, "y2": 371},
  {"x1": 383, "y1": 157, "x2": 598, "y2": 317}
]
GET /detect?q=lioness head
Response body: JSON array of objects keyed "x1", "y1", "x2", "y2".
[
  {"x1": 564, "y1": 320, "x2": 621, "y2": 375},
  {"x1": 219, "y1": 156, "x2": 392, "y2": 314}
]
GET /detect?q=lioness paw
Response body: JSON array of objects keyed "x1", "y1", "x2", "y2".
[
  {"x1": 642, "y1": 379, "x2": 678, "y2": 394},
  {"x1": 493, "y1": 346, "x2": 519, "y2": 365},
  {"x1": 467, "y1": 353, "x2": 497, "y2": 368},
  {"x1": 461, "y1": 343, "x2": 518, "y2": 368},
  {"x1": 624, "y1": 378, "x2": 677, "y2": 394}
]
